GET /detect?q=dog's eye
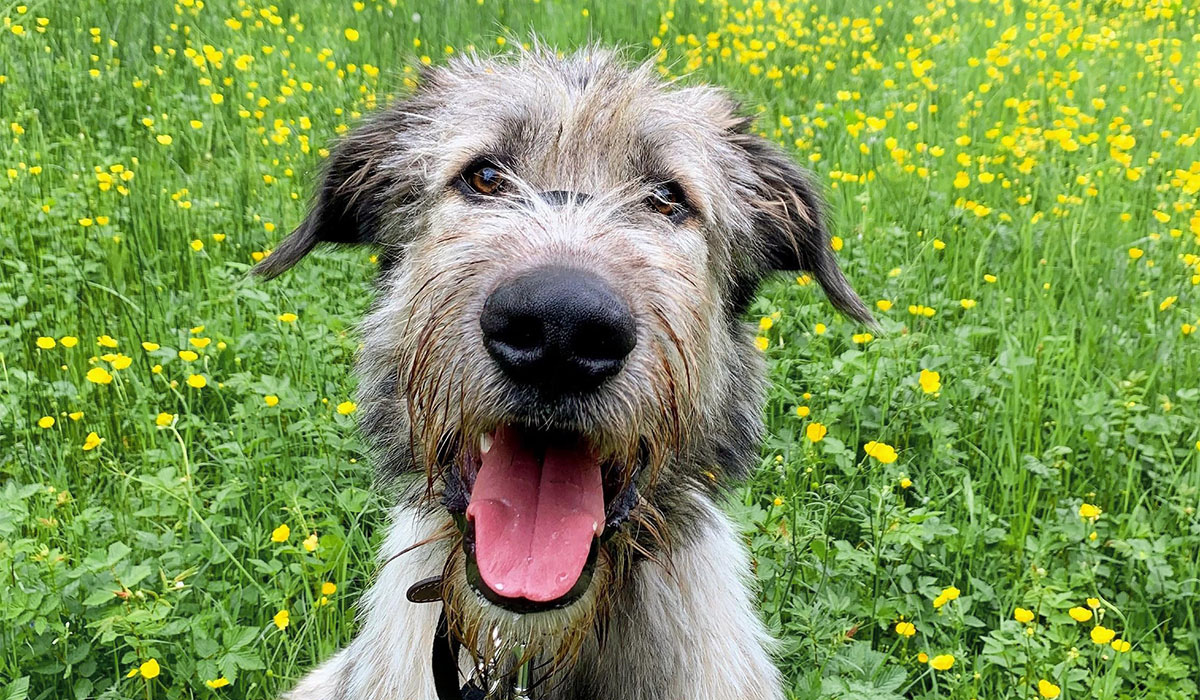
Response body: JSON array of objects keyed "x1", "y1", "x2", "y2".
[
  {"x1": 466, "y1": 163, "x2": 506, "y2": 196},
  {"x1": 646, "y1": 183, "x2": 685, "y2": 217}
]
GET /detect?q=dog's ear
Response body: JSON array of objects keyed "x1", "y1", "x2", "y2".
[
  {"x1": 729, "y1": 130, "x2": 874, "y2": 325},
  {"x1": 252, "y1": 109, "x2": 410, "y2": 279}
]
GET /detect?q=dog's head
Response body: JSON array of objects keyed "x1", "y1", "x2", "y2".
[{"x1": 258, "y1": 47, "x2": 868, "y2": 672}]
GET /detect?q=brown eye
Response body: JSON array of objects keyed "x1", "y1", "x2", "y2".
[
  {"x1": 467, "y1": 164, "x2": 505, "y2": 195},
  {"x1": 646, "y1": 182, "x2": 684, "y2": 217}
]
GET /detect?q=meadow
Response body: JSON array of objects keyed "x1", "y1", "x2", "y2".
[{"x1": 2, "y1": 0, "x2": 1199, "y2": 698}]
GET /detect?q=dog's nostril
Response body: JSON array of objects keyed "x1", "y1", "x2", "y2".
[
  {"x1": 480, "y1": 265, "x2": 636, "y2": 395},
  {"x1": 490, "y1": 314, "x2": 543, "y2": 352},
  {"x1": 574, "y1": 318, "x2": 636, "y2": 362}
]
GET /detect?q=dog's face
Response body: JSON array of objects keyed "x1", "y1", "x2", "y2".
[{"x1": 258, "y1": 49, "x2": 868, "y2": 671}]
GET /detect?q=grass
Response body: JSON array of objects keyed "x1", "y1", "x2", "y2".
[{"x1": 1, "y1": 0, "x2": 1198, "y2": 698}]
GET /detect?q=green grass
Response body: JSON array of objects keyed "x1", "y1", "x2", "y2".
[{"x1": 2, "y1": 0, "x2": 1199, "y2": 698}]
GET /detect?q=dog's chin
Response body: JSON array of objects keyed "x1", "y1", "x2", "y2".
[
  {"x1": 439, "y1": 422, "x2": 640, "y2": 665},
  {"x1": 442, "y1": 539, "x2": 614, "y2": 670}
]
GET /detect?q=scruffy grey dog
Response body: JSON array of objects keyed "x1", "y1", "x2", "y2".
[{"x1": 257, "y1": 46, "x2": 869, "y2": 700}]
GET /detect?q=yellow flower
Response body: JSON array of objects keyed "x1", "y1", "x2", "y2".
[
  {"x1": 155, "y1": 412, "x2": 174, "y2": 426},
  {"x1": 178, "y1": 350, "x2": 199, "y2": 362},
  {"x1": 830, "y1": 236, "x2": 844, "y2": 252},
  {"x1": 960, "y1": 298, "x2": 977, "y2": 309},
  {"x1": 772, "y1": 496, "x2": 784, "y2": 507},
  {"x1": 278, "y1": 312, "x2": 298, "y2": 323},
  {"x1": 156, "y1": 134, "x2": 173, "y2": 146},
  {"x1": 754, "y1": 336, "x2": 769, "y2": 351},
  {"x1": 37, "y1": 416, "x2": 55, "y2": 429},
  {"x1": 983, "y1": 274, "x2": 997, "y2": 284},
  {"x1": 806, "y1": 422, "x2": 827, "y2": 443},
  {"x1": 933, "y1": 585, "x2": 960, "y2": 609},
  {"x1": 918, "y1": 369, "x2": 941, "y2": 394},
  {"x1": 851, "y1": 332, "x2": 873, "y2": 344},
  {"x1": 1068, "y1": 606, "x2": 1093, "y2": 622},
  {"x1": 1086, "y1": 598, "x2": 1100, "y2": 609},
  {"x1": 264, "y1": 395, "x2": 280, "y2": 407},
  {"x1": 895, "y1": 621, "x2": 916, "y2": 637},
  {"x1": 758, "y1": 316, "x2": 774, "y2": 331},
  {"x1": 271, "y1": 523, "x2": 290, "y2": 542},
  {"x1": 344, "y1": 27, "x2": 360, "y2": 41},
  {"x1": 1159, "y1": 296, "x2": 1177, "y2": 311},
  {"x1": 61, "y1": 336, "x2": 79, "y2": 347},
  {"x1": 273, "y1": 609, "x2": 290, "y2": 630},
  {"x1": 205, "y1": 677, "x2": 230, "y2": 688},
  {"x1": 1128, "y1": 247, "x2": 1144, "y2": 260},
  {"x1": 142, "y1": 342, "x2": 160, "y2": 351},
  {"x1": 795, "y1": 405, "x2": 810, "y2": 418},
  {"x1": 97, "y1": 334, "x2": 118, "y2": 348},
  {"x1": 953, "y1": 171, "x2": 970, "y2": 189},
  {"x1": 321, "y1": 581, "x2": 337, "y2": 596},
  {"x1": 86, "y1": 367, "x2": 113, "y2": 384},
  {"x1": 916, "y1": 652, "x2": 928, "y2": 663},
  {"x1": 876, "y1": 299, "x2": 892, "y2": 311},
  {"x1": 69, "y1": 411, "x2": 83, "y2": 421},
  {"x1": 1079, "y1": 503, "x2": 1102, "y2": 519},
  {"x1": 929, "y1": 654, "x2": 954, "y2": 671},
  {"x1": 303, "y1": 533, "x2": 319, "y2": 552},
  {"x1": 190, "y1": 239, "x2": 204, "y2": 251},
  {"x1": 36, "y1": 336, "x2": 56, "y2": 349},
  {"x1": 151, "y1": 364, "x2": 163, "y2": 374},
  {"x1": 186, "y1": 374, "x2": 207, "y2": 389},
  {"x1": 814, "y1": 323, "x2": 827, "y2": 335},
  {"x1": 189, "y1": 337, "x2": 211, "y2": 348},
  {"x1": 1038, "y1": 680, "x2": 1061, "y2": 699},
  {"x1": 336, "y1": 401, "x2": 357, "y2": 415},
  {"x1": 1090, "y1": 625, "x2": 1116, "y2": 645},
  {"x1": 932, "y1": 238, "x2": 946, "y2": 250},
  {"x1": 1014, "y1": 607, "x2": 1035, "y2": 623},
  {"x1": 139, "y1": 658, "x2": 160, "y2": 679},
  {"x1": 1111, "y1": 639, "x2": 1131, "y2": 653},
  {"x1": 899, "y1": 477, "x2": 912, "y2": 489},
  {"x1": 110, "y1": 354, "x2": 132, "y2": 370},
  {"x1": 864, "y1": 441, "x2": 898, "y2": 464},
  {"x1": 82, "y1": 432, "x2": 103, "y2": 451}
]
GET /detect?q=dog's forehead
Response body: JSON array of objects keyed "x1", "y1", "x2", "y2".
[{"x1": 419, "y1": 53, "x2": 741, "y2": 187}]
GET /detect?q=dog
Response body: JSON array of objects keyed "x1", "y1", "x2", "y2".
[{"x1": 256, "y1": 46, "x2": 870, "y2": 700}]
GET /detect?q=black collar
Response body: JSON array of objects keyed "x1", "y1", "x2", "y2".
[{"x1": 408, "y1": 576, "x2": 496, "y2": 700}]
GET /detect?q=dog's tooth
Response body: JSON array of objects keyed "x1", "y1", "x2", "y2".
[{"x1": 480, "y1": 433, "x2": 494, "y2": 455}]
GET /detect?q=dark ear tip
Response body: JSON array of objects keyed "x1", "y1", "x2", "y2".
[
  {"x1": 248, "y1": 226, "x2": 319, "y2": 281},
  {"x1": 831, "y1": 293, "x2": 878, "y2": 329}
]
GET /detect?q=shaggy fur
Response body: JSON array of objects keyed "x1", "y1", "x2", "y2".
[{"x1": 258, "y1": 45, "x2": 868, "y2": 700}]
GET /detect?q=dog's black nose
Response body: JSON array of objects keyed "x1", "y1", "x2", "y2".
[{"x1": 481, "y1": 266, "x2": 636, "y2": 395}]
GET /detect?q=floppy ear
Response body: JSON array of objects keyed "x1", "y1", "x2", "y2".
[
  {"x1": 730, "y1": 130, "x2": 874, "y2": 325},
  {"x1": 252, "y1": 109, "x2": 411, "y2": 279}
]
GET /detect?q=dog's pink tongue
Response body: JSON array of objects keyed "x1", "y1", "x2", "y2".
[{"x1": 467, "y1": 426, "x2": 605, "y2": 602}]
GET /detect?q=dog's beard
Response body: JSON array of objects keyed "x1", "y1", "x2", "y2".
[{"x1": 439, "y1": 528, "x2": 631, "y2": 686}]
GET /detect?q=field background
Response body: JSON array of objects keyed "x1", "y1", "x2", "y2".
[{"x1": 2, "y1": 0, "x2": 1199, "y2": 698}]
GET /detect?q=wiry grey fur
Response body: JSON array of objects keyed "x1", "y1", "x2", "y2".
[{"x1": 257, "y1": 45, "x2": 869, "y2": 700}]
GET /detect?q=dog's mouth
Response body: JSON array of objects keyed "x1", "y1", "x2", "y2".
[{"x1": 444, "y1": 425, "x2": 640, "y2": 613}]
